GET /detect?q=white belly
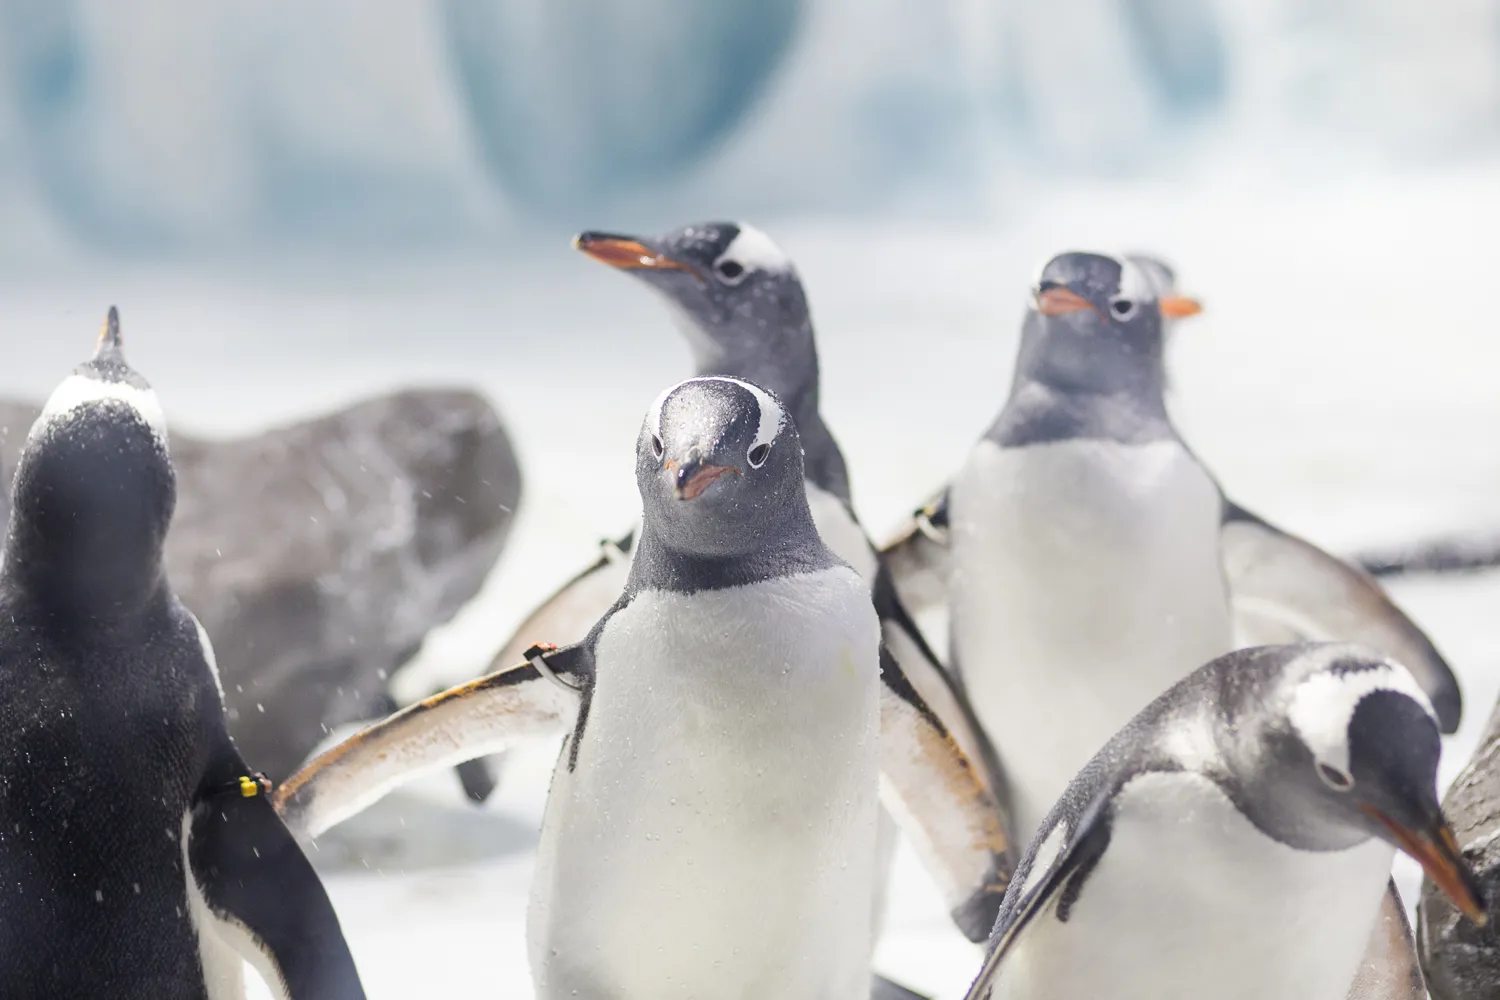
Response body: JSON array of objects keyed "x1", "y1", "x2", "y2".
[
  {"x1": 528, "y1": 567, "x2": 883, "y2": 1000},
  {"x1": 806, "y1": 481, "x2": 879, "y2": 584},
  {"x1": 949, "y1": 439, "x2": 1234, "y2": 843},
  {"x1": 994, "y1": 772, "x2": 1394, "y2": 1000}
]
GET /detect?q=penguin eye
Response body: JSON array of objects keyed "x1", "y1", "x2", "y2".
[
  {"x1": 1317, "y1": 762, "x2": 1354, "y2": 791},
  {"x1": 1109, "y1": 297, "x2": 1138, "y2": 320},
  {"x1": 747, "y1": 443, "x2": 771, "y2": 468},
  {"x1": 650, "y1": 435, "x2": 664, "y2": 460},
  {"x1": 715, "y1": 259, "x2": 746, "y2": 284}
]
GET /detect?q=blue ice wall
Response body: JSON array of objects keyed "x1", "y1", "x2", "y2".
[{"x1": 0, "y1": 0, "x2": 1490, "y2": 251}]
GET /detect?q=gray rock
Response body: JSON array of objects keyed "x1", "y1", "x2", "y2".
[
  {"x1": 1418, "y1": 697, "x2": 1500, "y2": 999},
  {"x1": 0, "y1": 389, "x2": 521, "y2": 782}
]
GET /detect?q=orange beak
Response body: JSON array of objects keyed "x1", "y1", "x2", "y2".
[
  {"x1": 1034, "y1": 287, "x2": 1096, "y2": 316},
  {"x1": 1159, "y1": 295, "x2": 1204, "y2": 319},
  {"x1": 1363, "y1": 805, "x2": 1487, "y2": 925},
  {"x1": 674, "y1": 463, "x2": 737, "y2": 501},
  {"x1": 572, "y1": 232, "x2": 698, "y2": 276}
]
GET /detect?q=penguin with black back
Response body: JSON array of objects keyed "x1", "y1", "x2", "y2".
[
  {"x1": 0, "y1": 310, "x2": 365, "y2": 999},
  {"x1": 962, "y1": 642, "x2": 1485, "y2": 1000},
  {"x1": 275, "y1": 376, "x2": 1012, "y2": 999}
]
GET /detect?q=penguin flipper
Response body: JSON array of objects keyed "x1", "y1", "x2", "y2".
[
  {"x1": 874, "y1": 564, "x2": 1012, "y2": 812},
  {"x1": 877, "y1": 488, "x2": 953, "y2": 627},
  {"x1": 188, "y1": 779, "x2": 366, "y2": 1000},
  {"x1": 274, "y1": 644, "x2": 590, "y2": 838},
  {"x1": 963, "y1": 793, "x2": 1114, "y2": 1000},
  {"x1": 1346, "y1": 879, "x2": 1425, "y2": 1000},
  {"x1": 877, "y1": 644, "x2": 1014, "y2": 944},
  {"x1": 1219, "y1": 501, "x2": 1461, "y2": 733},
  {"x1": 448, "y1": 531, "x2": 632, "y2": 804}
]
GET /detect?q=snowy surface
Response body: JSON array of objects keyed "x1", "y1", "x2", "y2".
[{"x1": 2, "y1": 171, "x2": 1499, "y2": 996}]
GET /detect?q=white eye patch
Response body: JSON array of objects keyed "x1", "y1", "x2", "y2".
[
  {"x1": 35, "y1": 374, "x2": 169, "y2": 444},
  {"x1": 715, "y1": 223, "x2": 791, "y2": 276},
  {"x1": 647, "y1": 376, "x2": 785, "y2": 455},
  {"x1": 1286, "y1": 648, "x2": 1436, "y2": 775}
]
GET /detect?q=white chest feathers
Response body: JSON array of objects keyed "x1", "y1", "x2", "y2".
[
  {"x1": 994, "y1": 771, "x2": 1395, "y2": 1000},
  {"x1": 528, "y1": 566, "x2": 883, "y2": 1000},
  {"x1": 948, "y1": 438, "x2": 1235, "y2": 841},
  {"x1": 805, "y1": 481, "x2": 879, "y2": 584}
]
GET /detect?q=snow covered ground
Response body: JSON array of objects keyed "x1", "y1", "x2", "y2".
[{"x1": 1, "y1": 168, "x2": 1498, "y2": 996}]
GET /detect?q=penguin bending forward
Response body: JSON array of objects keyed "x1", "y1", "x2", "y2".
[
  {"x1": 879, "y1": 250, "x2": 1460, "y2": 845},
  {"x1": 277, "y1": 377, "x2": 1012, "y2": 999},
  {"x1": 0, "y1": 311, "x2": 365, "y2": 999},
  {"x1": 963, "y1": 642, "x2": 1485, "y2": 1000}
]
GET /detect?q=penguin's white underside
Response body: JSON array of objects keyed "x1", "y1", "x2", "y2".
[
  {"x1": 993, "y1": 771, "x2": 1395, "y2": 1000},
  {"x1": 950, "y1": 438, "x2": 1234, "y2": 841},
  {"x1": 529, "y1": 566, "x2": 881, "y2": 1000}
]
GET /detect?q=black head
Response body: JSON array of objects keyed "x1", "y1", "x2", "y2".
[
  {"x1": 1220, "y1": 644, "x2": 1485, "y2": 925},
  {"x1": 635, "y1": 376, "x2": 813, "y2": 561},
  {"x1": 573, "y1": 222, "x2": 818, "y2": 411},
  {"x1": 1016, "y1": 251, "x2": 1202, "y2": 399},
  {"x1": 5, "y1": 307, "x2": 175, "y2": 616}
]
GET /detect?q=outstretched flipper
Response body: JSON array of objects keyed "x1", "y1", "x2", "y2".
[
  {"x1": 1219, "y1": 502, "x2": 1461, "y2": 733},
  {"x1": 877, "y1": 489, "x2": 953, "y2": 636},
  {"x1": 276, "y1": 644, "x2": 591, "y2": 838},
  {"x1": 877, "y1": 644, "x2": 1014, "y2": 943},
  {"x1": 455, "y1": 534, "x2": 632, "y2": 803},
  {"x1": 1346, "y1": 879, "x2": 1425, "y2": 1000},
  {"x1": 188, "y1": 765, "x2": 366, "y2": 1000}
]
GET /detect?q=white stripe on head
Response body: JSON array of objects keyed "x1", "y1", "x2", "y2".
[
  {"x1": 1111, "y1": 252, "x2": 1150, "y2": 302},
  {"x1": 719, "y1": 223, "x2": 791, "y2": 275},
  {"x1": 1287, "y1": 645, "x2": 1436, "y2": 775},
  {"x1": 648, "y1": 376, "x2": 786, "y2": 451},
  {"x1": 35, "y1": 374, "x2": 168, "y2": 444}
]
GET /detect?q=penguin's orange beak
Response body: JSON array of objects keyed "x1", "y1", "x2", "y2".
[
  {"x1": 1034, "y1": 286, "x2": 1095, "y2": 316},
  {"x1": 672, "y1": 461, "x2": 738, "y2": 501},
  {"x1": 1159, "y1": 295, "x2": 1204, "y2": 319},
  {"x1": 1362, "y1": 805, "x2": 1487, "y2": 925},
  {"x1": 573, "y1": 232, "x2": 696, "y2": 275}
]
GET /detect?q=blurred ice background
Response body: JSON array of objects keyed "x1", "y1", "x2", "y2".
[{"x1": 0, "y1": 1, "x2": 1498, "y2": 996}]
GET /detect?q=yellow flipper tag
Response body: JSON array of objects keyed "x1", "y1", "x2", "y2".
[{"x1": 238, "y1": 775, "x2": 260, "y2": 798}]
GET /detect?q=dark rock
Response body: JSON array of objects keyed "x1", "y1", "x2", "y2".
[
  {"x1": 1418, "y1": 697, "x2": 1500, "y2": 999},
  {"x1": 0, "y1": 389, "x2": 521, "y2": 781}
]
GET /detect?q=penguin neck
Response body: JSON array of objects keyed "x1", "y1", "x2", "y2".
[
  {"x1": 4, "y1": 522, "x2": 170, "y2": 626},
  {"x1": 628, "y1": 516, "x2": 836, "y2": 595},
  {"x1": 992, "y1": 329, "x2": 1174, "y2": 447}
]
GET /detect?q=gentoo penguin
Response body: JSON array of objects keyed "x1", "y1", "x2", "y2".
[
  {"x1": 464, "y1": 224, "x2": 1008, "y2": 972},
  {"x1": 482, "y1": 222, "x2": 999, "y2": 795},
  {"x1": 275, "y1": 377, "x2": 1013, "y2": 998},
  {"x1": 879, "y1": 250, "x2": 1460, "y2": 846},
  {"x1": 962, "y1": 642, "x2": 1486, "y2": 1000},
  {"x1": 0, "y1": 310, "x2": 365, "y2": 998}
]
